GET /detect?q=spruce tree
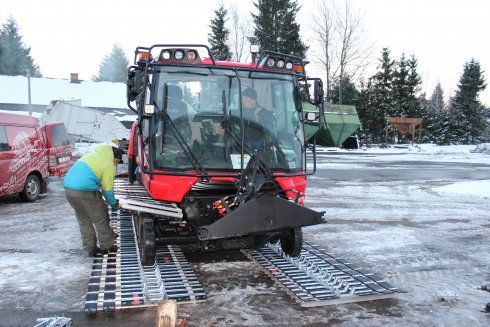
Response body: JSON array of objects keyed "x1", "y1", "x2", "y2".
[
  {"x1": 94, "y1": 44, "x2": 129, "y2": 83},
  {"x1": 392, "y1": 54, "x2": 422, "y2": 118},
  {"x1": 422, "y1": 84, "x2": 446, "y2": 144},
  {"x1": 356, "y1": 48, "x2": 395, "y2": 143},
  {"x1": 208, "y1": 3, "x2": 231, "y2": 61},
  {"x1": 0, "y1": 16, "x2": 41, "y2": 77},
  {"x1": 392, "y1": 54, "x2": 410, "y2": 116},
  {"x1": 251, "y1": 0, "x2": 307, "y2": 58},
  {"x1": 328, "y1": 75, "x2": 359, "y2": 105},
  {"x1": 449, "y1": 59, "x2": 487, "y2": 143},
  {"x1": 429, "y1": 82, "x2": 445, "y2": 111}
]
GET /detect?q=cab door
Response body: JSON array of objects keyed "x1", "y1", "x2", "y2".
[{"x1": 43, "y1": 123, "x2": 73, "y2": 176}]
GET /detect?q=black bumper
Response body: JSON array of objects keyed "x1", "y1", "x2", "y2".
[{"x1": 197, "y1": 194, "x2": 325, "y2": 241}]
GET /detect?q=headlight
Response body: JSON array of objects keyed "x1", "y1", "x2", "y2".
[
  {"x1": 285, "y1": 62, "x2": 293, "y2": 70},
  {"x1": 186, "y1": 51, "x2": 197, "y2": 61},
  {"x1": 161, "y1": 50, "x2": 171, "y2": 60},
  {"x1": 174, "y1": 50, "x2": 184, "y2": 60},
  {"x1": 277, "y1": 60, "x2": 285, "y2": 68}
]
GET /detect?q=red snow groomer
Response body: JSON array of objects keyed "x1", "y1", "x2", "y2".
[{"x1": 124, "y1": 44, "x2": 325, "y2": 265}]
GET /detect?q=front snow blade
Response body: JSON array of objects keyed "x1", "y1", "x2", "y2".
[{"x1": 198, "y1": 194, "x2": 325, "y2": 241}]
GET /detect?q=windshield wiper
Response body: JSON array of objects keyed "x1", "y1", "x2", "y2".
[
  {"x1": 160, "y1": 83, "x2": 208, "y2": 179},
  {"x1": 220, "y1": 91, "x2": 254, "y2": 161}
]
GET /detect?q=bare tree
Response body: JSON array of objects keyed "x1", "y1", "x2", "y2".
[
  {"x1": 336, "y1": 0, "x2": 373, "y2": 102},
  {"x1": 310, "y1": 0, "x2": 374, "y2": 103},
  {"x1": 309, "y1": 0, "x2": 336, "y2": 99},
  {"x1": 228, "y1": 2, "x2": 251, "y2": 62}
]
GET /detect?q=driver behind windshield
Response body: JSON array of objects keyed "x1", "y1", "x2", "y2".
[{"x1": 239, "y1": 87, "x2": 276, "y2": 150}]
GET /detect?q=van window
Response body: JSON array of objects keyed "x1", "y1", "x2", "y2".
[
  {"x1": 0, "y1": 126, "x2": 8, "y2": 151},
  {"x1": 48, "y1": 124, "x2": 71, "y2": 147}
]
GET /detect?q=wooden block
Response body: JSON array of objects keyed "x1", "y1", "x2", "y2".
[{"x1": 156, "y1": 300, "x2": 177, "y2": 327}]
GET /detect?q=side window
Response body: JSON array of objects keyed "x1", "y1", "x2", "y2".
[
  {"x1": 47, "y1": 124, "x2": 71, "y2": 147},
  {"x1": 0, "y1": 126, "x2": 8, "y2": 151},
  {"x1": 142, "y1": 119, "x2": 150, "y2": 159}
]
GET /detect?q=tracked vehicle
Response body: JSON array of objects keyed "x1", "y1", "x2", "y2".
[{"x1": 124, "y1": 44, "x2": 325, "y2": 265}]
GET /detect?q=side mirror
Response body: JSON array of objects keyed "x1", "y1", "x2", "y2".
[
  {"x1": 127, "y1": 67, "x2": 142, "y2": 102},
  {"x1": 310, "y1": 79, "x2": 324, "y2": 105},
  {"x1": 299, "y1": 78, "x2": 324, "y2": 106}
]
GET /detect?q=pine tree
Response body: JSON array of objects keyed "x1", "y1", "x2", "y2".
[
  {"x1": 328, "y1": 75, "x2": 359, "y2": 105},
  {"x1": 429, "y1": 82, "x2": 445, "y2": 111},
  {"x1": 94, "y1": 44, "x2": 129, "y2": 83},
  {"x1": 251, "y1": 0, "x2": 307, "y2": 58},
  {"x1": 356, "y1": 48, "x2": 395, "y2": 143},
  {"x1": 392, "y1": 54, "x2": 410, "y2": 116},
  {"x1": 208, "y1": 3, "x2": 231, "y2": 61},
  {"x1": 449, "y1": 59, "x2": 487, "y2": 143},
  {"x1": 392, "y1": 54, "x2": 422, "y2": 118},
  {"x1": 0, "y1": 16, "x2": 41, "y2": 77},
  {"x1": 421, "y1": 93, "x2": 450, "y2": 145}
]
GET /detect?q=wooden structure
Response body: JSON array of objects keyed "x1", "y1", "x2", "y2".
[{"x1": 385, "y1": 117, "x2": 423, "y2": 144}]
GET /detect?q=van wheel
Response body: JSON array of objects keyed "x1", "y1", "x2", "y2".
[{"x1": 20, "y1": 174, "x2": 41, "y2": 202}]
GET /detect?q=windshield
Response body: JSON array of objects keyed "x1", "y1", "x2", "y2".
[{"x1": 148, "y1": 66, "x2": 304, "y2": 173}]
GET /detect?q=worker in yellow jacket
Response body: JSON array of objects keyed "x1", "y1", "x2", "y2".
[{"x1": 64, "y1": 144, "x2": 122, "y2": 257}]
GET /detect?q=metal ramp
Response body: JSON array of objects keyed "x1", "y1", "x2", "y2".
[
  {"x1": 84, "y1": 209, "x2": 145, "y2": 314},
  {"x1": 84, "y1": 209, "x2": 206, "y2": 315},
  {"x1": 113, "y1": 179, "x2": 183, "y2": 218},
  {"x1": 243, "y1": 241, "x2": 404, "y2": 307}
]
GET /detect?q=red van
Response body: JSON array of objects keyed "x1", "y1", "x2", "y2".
[{"x1": 0, "y1": 112, "x2": 73, "y2": 201}]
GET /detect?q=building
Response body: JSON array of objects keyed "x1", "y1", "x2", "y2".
[{"x1": 0, "y1": 74, "x2": 137, "y2": 128}]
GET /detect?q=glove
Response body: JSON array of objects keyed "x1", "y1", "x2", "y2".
[{"x1": 111, "y1": 199, "x2": 119, "y2": 210}]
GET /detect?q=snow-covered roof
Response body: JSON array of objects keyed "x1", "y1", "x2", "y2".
[{"x1": 0, "y1": 74, "x2": 127, "y2": 108}]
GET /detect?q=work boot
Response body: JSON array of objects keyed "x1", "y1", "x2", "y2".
[
  {"x1": 101, "y1": 245, "x2": 118, "y2": 255},
  {"x1": 88, "y1": 247, "x2": 101, "y2": 257}
]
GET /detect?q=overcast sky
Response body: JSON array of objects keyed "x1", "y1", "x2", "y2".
[{"x1": 2, "y1": 0, "x2": 489, "y2": 105}]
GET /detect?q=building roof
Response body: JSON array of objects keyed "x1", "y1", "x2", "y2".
[
  {"x1": 0, "y1": 74, "x2": 137, "y2": 124},
  {"x1": 0, "y1": 74, "x2": 128, "y2": 108}
]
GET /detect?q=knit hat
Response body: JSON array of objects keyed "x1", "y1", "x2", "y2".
[
  {"x1": 242, "y1": 87, "x2": 257, "y2": 100},
  {"x1": 112, "y1": 146, "x2": 124, "y2": 163}
]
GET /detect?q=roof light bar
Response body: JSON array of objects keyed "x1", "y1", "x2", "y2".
[{"x1": 263, "y1": 55, "x2": 296, "y2": 71}]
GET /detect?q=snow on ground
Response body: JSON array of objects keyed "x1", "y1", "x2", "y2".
[
  {"x1": 0, "y1": 143, "x2": 489, "y2": 326},
  {"x1": 435, "y1": 180, "x2": 490, "y2": 197}
]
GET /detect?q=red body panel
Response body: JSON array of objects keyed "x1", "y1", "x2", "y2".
[
  {"x1": 141, "y1": 173, "x2": 199, "y2": 202},
  {"x1": 128, "y1": 121, "x2": 138, "y2": 159},
  {"x1": 138, "y1": 170, "x2": 307, "y2": 204},
  {"x1": 275, "y1": 175, "x2": 307, "y2": 205}
]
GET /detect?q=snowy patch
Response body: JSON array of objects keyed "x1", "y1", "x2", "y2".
[
  {"x1": 470, "y1": 143, "x2": 490, "y2": 154},
  {"x1": 434, "y1": 180, "x2": 490, "y2": 198}
]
